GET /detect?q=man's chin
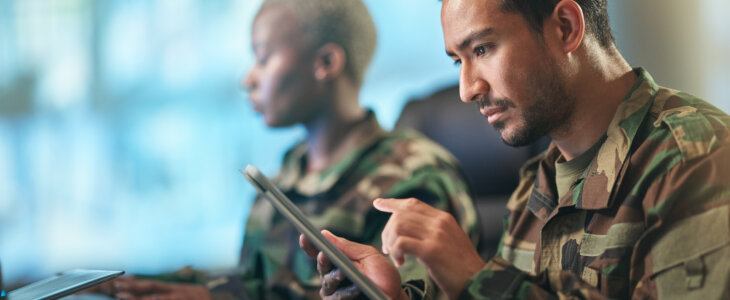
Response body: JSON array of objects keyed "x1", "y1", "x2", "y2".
[
  {"x1": 498, "y1": 126, "x2": 542, "y2": 147},
  {"x1": 493, "y1": 122, "x2": 518, "y2": 146},
  {"x1": 499, "y1": 133, "x2": 522, "y2": 147}
]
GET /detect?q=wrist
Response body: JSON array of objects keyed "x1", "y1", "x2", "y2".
[{"x1": 445, "y1": 259, "x2": 485, "y2": 300}]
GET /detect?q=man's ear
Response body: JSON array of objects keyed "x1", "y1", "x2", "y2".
[
  {"x1": 549, "y1": 0, "x2": 585, "y2": 54},
  {"x1": 313, "y1": 43, "x2": 346, "y2": 81}
]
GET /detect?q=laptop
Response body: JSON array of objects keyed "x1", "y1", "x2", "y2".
[{"x1": 5, "y1": 269, "x2": 123, "y2": 300}]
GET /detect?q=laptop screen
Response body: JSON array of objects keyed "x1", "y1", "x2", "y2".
[{"x1": 8, "y1": 269, "x2": 123, "y2": 300}]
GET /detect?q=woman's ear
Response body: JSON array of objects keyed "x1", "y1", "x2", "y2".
[
  {"x1": 313, "y1": 43, "x2": 346, "y2": 81},
  {"x1": 550, "y1": 0, "x2": 585, "y2": 54}
]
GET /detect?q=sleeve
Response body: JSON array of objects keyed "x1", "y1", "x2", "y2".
[
  {"x1": 207, "y1": 204, "x2": 318, "y2": 300},
  {"x1": 132, "y1": 267, "x2": 209, "y2": 284},
  {"x1": 206, "y1": 196, "x2": 269, "y2": 300},
  {"x1": 208, "y1": 194, "x2": 314, "y2": 300},
  {"x1": 630, "y1": 145, "x2": 730, "y2": 299}
]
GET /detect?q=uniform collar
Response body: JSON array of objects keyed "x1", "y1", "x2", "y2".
[
  {"x1": 528, "y1": 68, "x2": 659, "y2": 218},
  {"x1": 275, "y1": 110, "x2": 386, "y2": 196}
]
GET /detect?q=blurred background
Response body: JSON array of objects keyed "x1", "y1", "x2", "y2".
[{"x1": 1, "y1": 0, "x2": 728, "y2": 286}]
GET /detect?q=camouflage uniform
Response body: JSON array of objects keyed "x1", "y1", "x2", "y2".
[
  {"x1": 209, "y1": 111, "x2": 479, "y2": 300},
  {"x1": 459, "y1": 68, "x2": 730, "y2": 299}
]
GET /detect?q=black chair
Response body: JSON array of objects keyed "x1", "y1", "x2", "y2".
[{"x1": 395, "y1": 84, "x2": 549, "y2": 258}]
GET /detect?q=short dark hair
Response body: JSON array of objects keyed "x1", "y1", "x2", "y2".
[{"x1": 500, "y1": 0, "x2": 615, "y2": 49}]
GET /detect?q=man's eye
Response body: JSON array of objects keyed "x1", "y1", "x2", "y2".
[
  {"x1": 475, "y1": 46, "x2": 486, "y2": 56},
  {"x1": 474, "y1": 43, "x2": 495, "y2": 57},
  {"x1": 453, "y1": 59, "x2": 461, "y2": 66}
]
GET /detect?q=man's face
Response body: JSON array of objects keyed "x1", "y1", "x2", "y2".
[
  {"x1": 442, "y1": 0, "x2": 574, "y2": 146},
  {"x1": 243, "y1": 5, "x2": 321, "y2": 128}
]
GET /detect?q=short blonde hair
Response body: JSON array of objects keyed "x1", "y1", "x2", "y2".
[{"x1": 261, "y1": 0, "x2": 377, "y2": 86}]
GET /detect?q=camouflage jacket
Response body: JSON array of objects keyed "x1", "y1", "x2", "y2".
[
  {"x1": 209, "y1": 111, "x2": 479, "y2": 300},
  {"x1": 459, "y1": 68, "x2": 730, "y2": 299}
]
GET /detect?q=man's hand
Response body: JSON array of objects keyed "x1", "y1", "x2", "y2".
[
  {"x1": 86, "y1": 277, "x2": 211, "y2": 300},
  {"x1": 299, "y1": 231, "x2": 407, "y2": 300},
  {"x1": 375, "y1": 198, "x2": 485, "y2": 299}
]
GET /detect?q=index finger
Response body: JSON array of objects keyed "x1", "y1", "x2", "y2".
[{"x1": 373, "y1": 198, "x2": 439, "y2": 216}]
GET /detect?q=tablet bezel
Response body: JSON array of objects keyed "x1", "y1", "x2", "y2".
[{"x1": 242, "y1": 165, "x2": 388, "y2": 300}]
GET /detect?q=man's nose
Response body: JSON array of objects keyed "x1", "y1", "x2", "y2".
[{"x1": 459, "y1": 62, "x2": 489, "y2": 104}]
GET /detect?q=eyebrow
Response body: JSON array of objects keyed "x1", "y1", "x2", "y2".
[{"x1": 445, "y1": 28, "x2": 495, "y2": 57}]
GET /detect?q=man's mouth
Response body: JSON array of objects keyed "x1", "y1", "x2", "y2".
[
  {"x1": 477, "y1": 97, "x2": 513, "y2": 125},
  {"x1": 480, "y1": 106, "x2": 507, "y2": 124}
]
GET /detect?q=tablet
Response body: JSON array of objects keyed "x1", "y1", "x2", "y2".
[
  {"x1": 7, "y1": 269, "x2": 123, "y2": 300},
  {"x1": 241, "y1": 165, "x2": 388, "y2": 300}
]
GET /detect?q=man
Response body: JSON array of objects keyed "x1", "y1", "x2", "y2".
[
  {"x1": 98, "y1": 0, "x2": 478, "y2": 299},
  {"x1": 302, "y1": 0, "x2": 730, "y2": 298}
]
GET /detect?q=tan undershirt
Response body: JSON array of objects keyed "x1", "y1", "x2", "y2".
[{"x1": 555, "y1": 139, "x2": 604, "y2": 199}]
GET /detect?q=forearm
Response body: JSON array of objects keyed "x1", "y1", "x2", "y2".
[
  {"x1": 206, "y1": 273, "x2": 257, "y2": 300},
  {"x1": 133, "y1": 266, "x2": 208, "y2": 284}
]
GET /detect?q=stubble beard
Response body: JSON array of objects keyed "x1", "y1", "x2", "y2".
[{"x1": 493, "y1": 61, "x2": 575, "y2": 147}]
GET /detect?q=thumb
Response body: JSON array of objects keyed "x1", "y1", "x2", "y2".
[{"x1": 321, "y1": 230, "x2": 379, "y2": 261}]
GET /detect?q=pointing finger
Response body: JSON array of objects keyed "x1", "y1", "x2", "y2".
[{"x1": 373, "y1": 198, "x2": 439, "y2": 217}]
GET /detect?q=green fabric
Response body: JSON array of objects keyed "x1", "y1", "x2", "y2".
[
  {"x1": 579, "y1": 221, "x2": 644, "y2": 257},
  {"x1": 652, "y1": 205, "x2": 729, "y2": 273},
  {"x1": 499, "y1": 246, "x2": 534, "y2": 273}
]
